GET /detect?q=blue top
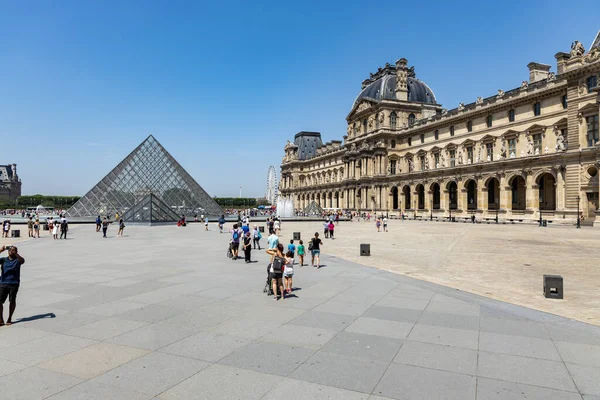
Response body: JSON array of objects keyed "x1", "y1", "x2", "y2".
[
  {"x1": 242, "y1": 225, "x2": 250, "y2": 234},
  {"x1": 0, "y1": 257, "x2": 22, "y2": 285},
  {"x1": 288, "y1": 244, "x2": 296, "y2": 253}
]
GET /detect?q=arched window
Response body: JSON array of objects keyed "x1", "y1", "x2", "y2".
[
  {"x1": 375, "y1": 113, "x2": 380, "y2": 130},
  {"x1": 390, "y1": 112, "x2": 397, "y2": 130},
  {"x1": 408, "y1": 113, "x2": 416, "y2": 126},
  {"x1": 363, "y1": 119, "x2": 368, "y2": 134}
]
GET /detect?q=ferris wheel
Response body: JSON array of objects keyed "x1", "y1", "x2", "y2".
[{"x1": 266, "y1": 166, "x2": 278, "y2": 205}]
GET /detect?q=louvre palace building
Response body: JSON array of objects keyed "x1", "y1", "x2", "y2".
[{"x1": 279, "y1": 32, "x2": 600, "y2": 225}]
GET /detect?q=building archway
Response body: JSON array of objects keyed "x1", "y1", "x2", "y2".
[
  {"x1": 447, "y1": 181, "x2": 458, "y2": 210},
  {"x1": 416, "y1": 184, "x2": 425, "y2": 210},
  {"x1": 486, "y1": 177, "x2": 500, "y2": 210},
  {"x1": 537, "y1": 173, "x2": 556, "y2": 210},
  {"x1": 431, "y1": 183, "x2": 441, "y2": 210},
  {"x1": 402, "y1": 185, "x2": 411, "y2": 210},
  {"x1": 509, "y1": 176, "x2": 526, "y2": 210},
  {"x1": 465, "y1": 179, "x2": 477, "y2": 210},
  {"x1": 391, "y1": 187, "x2": 399, "y2": 210}
]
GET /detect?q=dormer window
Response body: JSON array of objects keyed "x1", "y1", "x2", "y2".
[
  {"x1": 450, "y1": 125, "x2": 455, "y2": 136},
  {"x1": 434, "y1": 130, "x2": 439, "y2": 140},
  {"x1": 408, "y1": 113, "x2": 416, "y2": 126},
  {"x1": 486, "y1": 115, "x2": 493, "y2": 128},
  {"x1": 587, "y1": 76, "x2": 597, "y2": 91},
  {"x1": 508, "y1": 109, "x2": 515, "y2": 122},
  {"x1": 390, "y1": 112, "x2": 397, "y2": 130}
]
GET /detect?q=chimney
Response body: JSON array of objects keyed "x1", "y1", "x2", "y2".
[
  {"x1": 395, "y1": 58, "x2": 408, "y2": 101},
  {"x1": 11, "y1": 164, "x2": 17, "y2": 180},
  {"x1": 527, "y1": 62, "x2": 551, "y2": 83},
  {"x1": 554, "y1": 52, "x2": 570, "y2": 75}
]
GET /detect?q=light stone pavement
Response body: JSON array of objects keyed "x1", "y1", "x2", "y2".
[{"x1": 0, "y1": 222, "x2": 599, "y2": 399}]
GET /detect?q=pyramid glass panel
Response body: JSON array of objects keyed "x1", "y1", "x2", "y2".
[
  {"x1": 302, "y1": 201, "x2": 324, "y2": 216},
  {"x1": 67, "y1": 135, "x2": 223, "y2": 223}
]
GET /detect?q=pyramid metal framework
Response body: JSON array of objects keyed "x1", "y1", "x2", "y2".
[
  {"x1": 67, "y1": 135, "x2": 223, "y2": 223},
  {"x1": 302, "y1": 200, "x2": 324, "y2": 216}
]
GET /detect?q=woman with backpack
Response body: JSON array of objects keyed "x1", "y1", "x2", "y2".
[
  {"x1": 266, "y1": 244, "x2": 286, "y2": 300},
  {"x1": 310, "y1": 232, "x2": 323, "y2": 269}
]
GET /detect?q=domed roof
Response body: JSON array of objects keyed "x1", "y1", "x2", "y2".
[{"x1": 352, "y1": 74, "x2": 437, "y2": 109}]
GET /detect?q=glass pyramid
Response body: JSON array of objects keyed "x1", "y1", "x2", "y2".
[
  {"x1": 302, "y1": 201, "x2": 324, "y2": 216},
  {"x1": 67, "y1": 135, "x2": 223, "y2": 223}
]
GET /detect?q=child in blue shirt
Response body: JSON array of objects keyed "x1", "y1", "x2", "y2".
[{"x1": 287, "y1": 240, "x2": 296, "y2": 264}]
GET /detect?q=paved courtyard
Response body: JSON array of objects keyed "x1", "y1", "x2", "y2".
[{"x1": 1, "y1": 222, "x2": 600, "y2": 399}]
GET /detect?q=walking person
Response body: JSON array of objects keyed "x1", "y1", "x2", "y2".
[
  {"x1": 323, "y1": 220, "x2": 329, "y2": 238},
  {"x1": 101, "y1": 218, "x2": 110, "y2": 238},
  {"x1": 310, "y1": 232, "x2": 323, "y2": 269},
  {"x1": 60, "y1": 218, "x2": 68, "y2": 239},
  {"x1": 2, "y1": 219, "x2": 10, "y2": 238},
  {"x1": 383, "y1": 216, "x2": 388, "y2": 232},
  {"x1": 0, "y1": 245, "x2": 25, "y2": 326},
  {"x1": 376, "y1": 218, "x2": 381, "y2": 232},
  {"x1": 27, "y1": 217, "x2": 34, "y2": 238},
  {"x1": 283, "y1": 250, "x2": 294, "y2": 294},
  {"x1": 95, "y1": 216, "x2": 102, "y2": 232},
  {"x1": 328, "y1": 220, "x2": 335, "y2": 239},
  {"x1": 287, "y1": 239, "x2": 296, "y2": 264},
  {"x1": 204, "y1": 216, "x2": 209, "y2": 231},
  {"x1": 266, "y1": 244, "x2": 286, "y2": 300},
  {"x1": 218, "y1": 215, "x2": 225, "y2": 233},
  {"x1": 33, "y1": 218, "x2": 40, "y2": 238},
  {"x1": 230, "y1": 224, "x2": 242, "y2": 260},
  {"x1": 252, "y1": 225, "x2": 262, "y2": 249},
  {"x1": 243, "y1": 232, "x2": 252, "y2": 263},
  {"x1": 297, "y1": 240, "x2": 305, "y2": 266},
  {"x1": 117, "y1": 219, "x2": 125, "y2": 237},
  {"x1": 52, "y1": 218, "x2": 59, "y2": 239}
]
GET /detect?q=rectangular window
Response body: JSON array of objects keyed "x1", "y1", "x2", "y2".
[
  {"x1": 467, "y1": 146, "x2": 473, "y2": 163},
  {"x1": 486, "y1": 115, "x2": 493, "y2": 127},
  {"x1": 420, "y1": 156, "x2": 425, "y2": 171},
  {"x1": 587, "y1": 115, "x2": 599, "y2": 147},
  {"x1": 533, "y1": 102, "x2": 541, "y2": 116},
  {"x1": 434, "y1": 130, "x2": 439, "y2": 140},
  {"x1": 533, "y1": 134, "x2": 542, "y2": 154},
  {"x1": 450, "y1": 125, "x2": 455, "y2": 136},
  {"x1": 486, "y1": 143, "x2": 493, "y2": 161},
  {"x1": 508, "y1": 109, "x2": 515, "y2": 122},
  {"x1": 391, "y1": 140, "x2": 396, "y2": 148},
  {"x1": 390, "y1": 160, "x2": 397, "y2": 175},
  {"x1": 434, "y1": 153, "x2": 440, "y2": 168},
  {"x1": 449, "y1": 150, "x2": 456, "y2": 167},
  {"x1": 588, "y1": 76, "x2": 597, "y2": 91},
  {"x1": 562, "y1": 95, "x2": 568, "y2": 109},
  {"x1": 467, "y1": 121, "x2": 472, "y2": 132},
  {"x1": 508, "y1": 138, "x2": 516, "y2": 158},
  {"x1": 420, "y1": 134, "x2": 424, "y2": 144},
  {"x1": 408, "y1": 137, "x2": 412, "y2": 146}
]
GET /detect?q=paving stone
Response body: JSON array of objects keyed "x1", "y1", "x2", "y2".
[
  {"x1": 218, "y1": 341, "x2": 315, "y2": 376},
  {"x1": 362, "y1": 305, "x2": 422, "y2": 323},
  {"x1": 79, "y1": 300, "x2": 146, "y2": 317},
  {"x1": 289, "y1": 351, "x2": 388, "y2": 393},
  {"x1": 394, "y1": 340, "x2": 477, "y2": 375},
  {"x1": 407, "y1": 324, "x2": 479, "y2": 350},
  {"x1": 425, "y1": 300, "x2": 480, "y2": 316},
  {"x1": 373, "y1": 363, "x2": 476, "y2": 400},
  {"x1": 114, "y1": 303, "x2": 184, "y2": 323},
  {"x1": 39, "y1": 342, "x2": 149, "y2": 379},
  {"x1": 208, "y1": 318, "x2": 284, "y2": 339},
  {"x1": 0, "y1": 333, "x2": 96, "y2": 365},
  {"x1": 344, "y1": 317, "x2": 414, "y2": 339},
  {"x1": 289, "y1": 310, "x2": 356, "y2": 331},
  {"x1": 159, "y1": 331, "x2": 251, "y2": 362},
  {"x1": 65, "y1": 317, "x2": 148, "y2": 340},
  {"x1": 0, "y1": 359, "x2": 27, "y2": 377},
  {"x1": 0, "y1": 326, "x2": 51, "y2": 348},
  {"x1": 91, "y1": 352, "x2": 209, "y2": 396},
  {"x1": 555, "y1": 341, "x2": 600, "y2": 367},
  {"x1": 312, "y1": 300, "x2": 372, "y2": 316},
  {"x1": 375, "y1": 296, "x2": 430, "y2": 310},
  {"x1": 260, "y1": 324, "x2": 337, "y2": 350},
  {"x1": 476, "y1": 377, "x2": 583, "y2": 400},
  {"x1": 479, "y1": 331, "x2": 561, "y2": 361},
  {"x1": 319, "y1": 331, "x2": 403, "y2": 362},
  {"x1": 0, "y1": 367, "x2": 82, "y2": 400},
  {"x1": 566, "y1": 363, "x2": 600, "y2": 396},
  {"x1": 262, "y1": 378, "x2": 370, "y2": 399},
  {"x1": 480, "y1": 316, "x2": 549, "y2": 339},
  {"x1": 46, "y1": 380, "x2": 153, "y2": 400},
  {"x1": 157, "y1": 364, "x2": 280, "y2": 400},
  {"x1": 477, "y1": 351, "x2": 578, "y2": 392},
  {"x1": 417, "y1": 311, "x2": 480, "y2": 331}
]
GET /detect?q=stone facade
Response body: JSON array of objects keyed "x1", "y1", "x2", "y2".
[
  {"x1": 280, "y1": 33, "x2": 600, "y2": 225},
  {"x1": 0, "y1": 164, "x2": 21, "y2": 203}
]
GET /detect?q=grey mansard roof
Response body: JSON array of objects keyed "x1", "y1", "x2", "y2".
[
  {"x1": 294, "y1": 131, "x2": 323, "y2": 160},
  {"x1": 352, "y1": 75, "x2": 437, "y2": 108}
]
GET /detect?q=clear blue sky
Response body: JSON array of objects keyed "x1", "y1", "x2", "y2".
[{"x1": 2, "y1": 1, "x2": 599, "y2": 197}]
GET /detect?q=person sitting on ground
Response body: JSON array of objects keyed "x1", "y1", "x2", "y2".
[
  {"x1": 0, "y1": 245, "x2": 25, "y2": 326},
  {"x1": 310, "y1": 232, "x2": 323, "y2": 269},
  {"x1": 266, "y1": 244, "x2": 286, "y2": 300}
]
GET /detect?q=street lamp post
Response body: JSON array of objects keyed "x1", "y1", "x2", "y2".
[{"x1": 576, "y1": 195, "x2": 581, "y2": 229}]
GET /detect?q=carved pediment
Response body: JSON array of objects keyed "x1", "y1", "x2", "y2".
[{"x1": 356, "y1": 101, "x2": 372, "y2": 113}]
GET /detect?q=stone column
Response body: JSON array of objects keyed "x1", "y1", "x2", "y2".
[
  {"x1": 526, "y1": 172, "x2": 536, "y2": 212},
  {"x1": 499, "y1": 175, "x2": 510, "y2": 212},
  {"x1": 477, "y1": 176, "x2": 485, "y2": 212},
  {"x1": 555, "y1": 166, "x2": 565, "y2": 211}
]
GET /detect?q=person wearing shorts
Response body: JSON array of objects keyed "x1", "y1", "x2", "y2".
[
  {"x1": 266, "y1": 244, "x2": 286, "y2": 300},
  {"x1": 310, "y1": 232, "x2": 323, "y2": 269},
  {"x1": 0, "y1": 245, "x2": 25, "y2": 326}
]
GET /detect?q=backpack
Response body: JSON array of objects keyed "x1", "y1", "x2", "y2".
[
  {"x1": 272, "y1": 256, "x2": 284, "y2": 273},
  {"x1": 308, "y1": 240, "x2": 314, "y2": 251},
  {"x1": 232, "y1": 230, "x2": 239, "y2": 241}
]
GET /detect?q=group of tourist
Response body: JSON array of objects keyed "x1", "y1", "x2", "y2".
[{"x1": 95, "y1": 216, "x2": 125, "y2": 238}]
